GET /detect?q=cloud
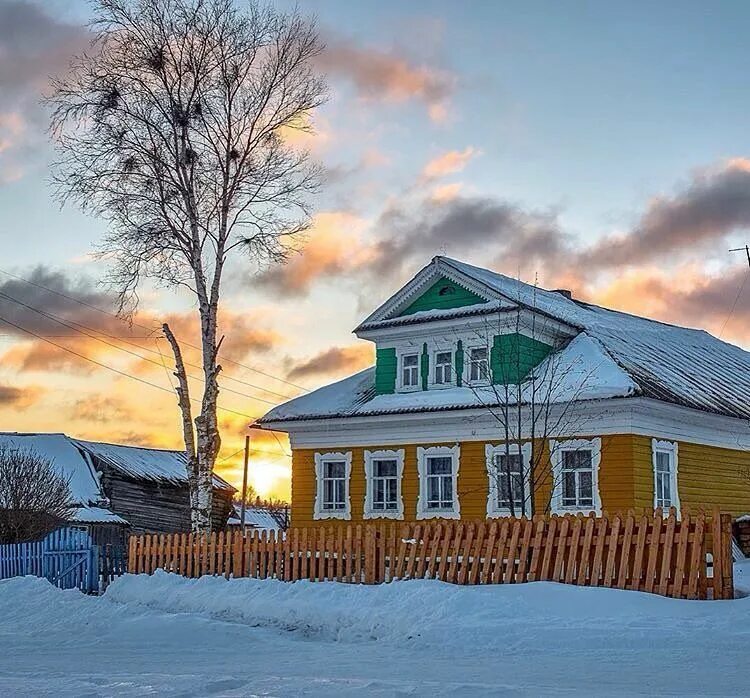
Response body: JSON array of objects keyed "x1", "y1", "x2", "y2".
[
  {"x1": 0, "y1": 383, "x2": 43, "y2": 408},
  {"x1": 421, "y1": 147, "x2": 479, "y2": 179},
  {"x1": 287, "y1": 344, "x2": 375, "y2": 380},
  {"x1": 0, "y1": 266, "x2": 128, "y2": 337},
  {"x1": 582, "y1": 159, "x2": 750, "y2": 269},
  {"x1": 317, "y1": 35, "x2": 455, "y2": 122},
  {"x1": 588, "y1": 265, "x2": 750, "y2": 340},
  {"x1": 0, "y1": 1, "x2": 87, "y2": 98},
  {"x1": 71, "y1": 395, "x2": 135, "y2": 424},
  {"x1": 369, "y1": 195, "x2": 570, "y2": 282},
  {"x1": 256, "y1": 211, "x2": 374, "y2": 297},
  {"x1": 0, "y1": 1, "x2": 89, "y2": 180}
]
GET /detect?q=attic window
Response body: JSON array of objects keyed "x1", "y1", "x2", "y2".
[{"x1": 438, "y1": 285, "x2": 456, "y2": 296}]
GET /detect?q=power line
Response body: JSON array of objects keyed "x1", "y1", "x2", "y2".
[
  {"x1": 0, "y1": 266, "x2": 309, "y2": 392},
  {"x1": 0, "y1": 312, "x2": 263, "y2": 421},
  {"x1": 722, "y1": 246, "x2": 750, "y2": 338},
  {"x1": 0, "y1": 290, "x2": 282, "y2": 406}
]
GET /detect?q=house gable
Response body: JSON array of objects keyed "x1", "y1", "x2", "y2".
[{"x1": 397, "y1": 276, "x2": 488, "y2": 316}]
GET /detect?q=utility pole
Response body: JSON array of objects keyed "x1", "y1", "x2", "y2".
[{"x1": 240, "y1": 432, "x2": 251, "y2": 536}]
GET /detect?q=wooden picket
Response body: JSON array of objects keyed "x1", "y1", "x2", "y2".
[{"x1": 127, "y1": 510, "x2": 735, "y2": 600}]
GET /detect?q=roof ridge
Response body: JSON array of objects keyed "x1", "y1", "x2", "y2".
[{"x1": 74, "y1": 437, "x2": 184, "y2": 455}]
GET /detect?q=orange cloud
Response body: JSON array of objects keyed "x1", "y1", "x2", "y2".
[
  {"x1": 257, "y1": 211, "x2": 374, "y2": 296},
  {"x1": 421, "y1": 147, "x2": 479, "y2": 179},
  {"x1": 287, "y1": 343, "x2": 374, "y2": 381},
  {"x1": 0, "y1": 383, "x2": 44, "y2": 409}
]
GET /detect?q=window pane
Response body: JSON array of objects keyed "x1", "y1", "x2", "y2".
[
  {"x1": 427, "y1": 456, "x2": 452, "y2": 474},
  {"x1": 324, "y1": 461, "x2": 345, "y2": 478},
  {"x1": 562, "y1": 450, "x2": 592, "y2": 470},
  {"x1": 656, "y1": 451, "x2": 670, "y2": 473},
  {"x1": 436, "y1": 351, "x2": 451, "y2": 364},
  {"x1": 374, "y1": 459, "x2": 397, "y2": 477},
  {"x1": 324, "y1": 479, "x2": 334, "y2": 507},
  {"x1": 334, "y1": 479, "x2": 345, "y2": 508},
  {"x1": 578, "y1": 471, "x2": 593, "y2": 505},
  {"x1": 386, "y1": 478, "x2": 398, "y2": 506},
  {"x1": 404, "y1": 354, "x2": 418, "y2": 367},
  {"x1": 442, "y1": 476, "x2": 453, "y2": 506},
  {"x1": 427, "y1": 476, "x2": 441, "y2": 506},
  {"x1": 562, "y1": 471, "x2": 576, "y2": 505}
]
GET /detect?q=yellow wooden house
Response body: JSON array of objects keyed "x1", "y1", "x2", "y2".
[{"x1": 259, "y1": 256, "x2": 750, "y2": 527}]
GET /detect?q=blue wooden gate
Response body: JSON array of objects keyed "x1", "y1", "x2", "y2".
[
  {"x1": 0, "y1": 527, "x2": 100, "y2": 593},
  {"x1": 43, "y1": 528, "x2": 99, "y2": 592}
]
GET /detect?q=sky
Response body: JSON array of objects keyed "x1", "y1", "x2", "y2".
[{"x1": 2, "y1": 0, "x2": 750, "y2": 499}]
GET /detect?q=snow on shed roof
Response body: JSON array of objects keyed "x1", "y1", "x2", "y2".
[
  {"x1": 260, "y1": 256, "x2": 750, "y2": 423},
  {"x1": 74, "y1": 439, "x2": 235, "y2": 491},
  {"x1": 0, "y1": 432, "x2": 103, "y2": 506},
  {"x1": 70, "y1": 505, "x2": 129, "y2": 525},
  {"x1": 227, "y1": 505, "x2": 280, "y2": 531}
]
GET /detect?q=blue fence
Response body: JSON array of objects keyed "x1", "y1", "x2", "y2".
[{"x1": 0, "y1": 527, "x2": 109, "y2": 593}]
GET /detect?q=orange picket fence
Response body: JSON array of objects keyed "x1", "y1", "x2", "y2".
[{"x1": 128, "y1": 509, "x2": 734, "y2": 600}]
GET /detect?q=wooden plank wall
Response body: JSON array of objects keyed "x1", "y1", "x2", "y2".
[{"x1": 127, "y1": 509, "x2": 735, "y2": 600}]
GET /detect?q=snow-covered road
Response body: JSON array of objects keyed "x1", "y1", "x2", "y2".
[{"x1": 1, "y1": 567, "x2": 750, "y2": 697}]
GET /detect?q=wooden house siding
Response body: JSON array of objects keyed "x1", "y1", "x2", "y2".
[
  {"x1": 99, "y1": 471, "x2": 234, "y2": 534},
  {"x1": 290, "y1": 434, "x2": 750, "y2": 526}
]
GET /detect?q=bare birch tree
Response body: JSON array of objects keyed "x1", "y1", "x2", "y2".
[{"x1": 47, "y1": 0, "x2": 327, "y2": 531}]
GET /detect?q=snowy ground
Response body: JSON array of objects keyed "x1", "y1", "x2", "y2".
[{"x1": 1, "y1": 565, "x2": 750, "y2": 697}]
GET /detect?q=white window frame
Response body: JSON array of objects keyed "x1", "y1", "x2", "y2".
[
  {"x1": 416, "y1": 444, "x2": 460, "y2": 519},
  {"x1": 550, "y1": 438, "x2": 601, "y2": 515},
  {"x1": 431, "y1": 349, "x2": 454, "y2": 387},
  {"x1": 485, "y1": 442, "x2": 532, "y2": 518},
  {"x1": 652, "y1": 439, "x2": 680, "y2": 517},
  {"x1": 363, "y1": 449, "x2": 405, "y2": 520},
  {"x1": 313, "y1": 451, "x2": 352, "y2": 520},
  {"x1": 466, "y1": 345, "x2": 491, "y2": 386},
  {"x1": 398, "y1": 352, "x2": 421, "y2": 391}
]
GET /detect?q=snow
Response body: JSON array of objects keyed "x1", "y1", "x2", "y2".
[
  {"x1": 75, "y1": 438, "x2": 234, "y2": 490},
  {"x1": 261, "y1": 255, "x2": 750, "y2": 424},
  {"x1": 2, "y1": 571, "x2": 750, "y2": 696},
  {"x1": 226, "y1": 504, "x2": 280, "y2": 531},
  {"x1": 0, "y1": 432, "x2": 102, "y2": 505},
  {"x1": 69, "y1": 505, "x2": 129, "y2": 525},
  {"x1": 261, "y1": 334, "x2": 637, "y2": 422}
]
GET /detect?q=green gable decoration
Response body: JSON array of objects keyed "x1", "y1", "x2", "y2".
[
  {"x1": 375, "y1": 347, "x2": 396, "y2": 395},
  {"x1": 491, "y1": 333, "x2": 552, "y2": 385},
  {"x1": 455, "y1": 339, "x2": 464, "y2": 387},
  {"x1": 399, "y1": 277, "x2": 486, "y2": 316},
  {"x1": 420, "y1": 343, "x2": 429, "y2": 390}
]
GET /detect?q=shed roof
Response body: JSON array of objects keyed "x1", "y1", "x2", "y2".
[{"x1": 74, "y1": 439, "x2": 234, "y2": 491}]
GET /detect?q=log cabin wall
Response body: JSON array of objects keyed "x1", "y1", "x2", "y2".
[{"x1": 98, "y1": 469, "x2": 234, "y2": 534}]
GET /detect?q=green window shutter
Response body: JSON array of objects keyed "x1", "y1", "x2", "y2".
[
  {"x1": 375, "y1": 347, "x2": 396, "y2": 394},
  {"x1": 420, "y1": 343, "x2": 429, "y2": 391},
  {"x1": 491, "y1": 333, "x2": 552, "y2": 385},
  {"x1": 455, "y1": 340, "x2": 464, "y2": 387}
]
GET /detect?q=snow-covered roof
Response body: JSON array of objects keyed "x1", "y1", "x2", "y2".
[
  {"x1": 260, "y1": 256, "x2": 750, "y2": 423},
  {"x1": 227, "y1": 505, "x2": 280, "y2": 531},
  {"x1": 70, "y1": 505, "x2": 129, "y2": 525},
  {"x1": 74, "y1": 439, "x2": 234, "y2": 491},
  {"x1": 0, "y1": 433, "x2": 103, "y2": 506}
]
